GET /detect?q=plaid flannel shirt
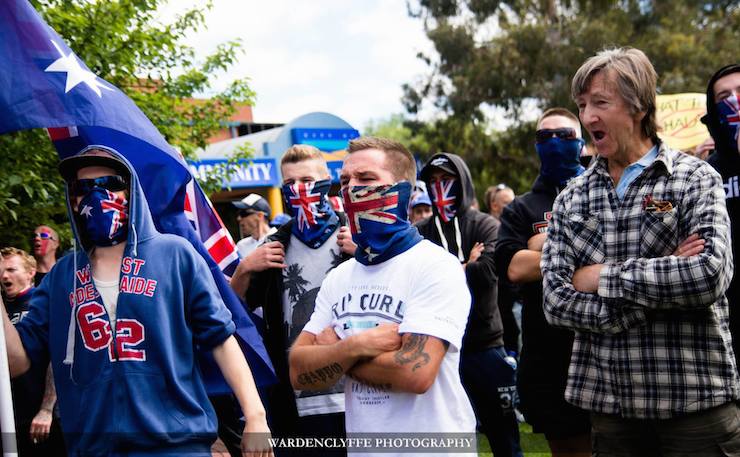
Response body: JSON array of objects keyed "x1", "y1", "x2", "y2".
[{"x1": 542, "y1": 142, "x2": 740, "y2": 419}]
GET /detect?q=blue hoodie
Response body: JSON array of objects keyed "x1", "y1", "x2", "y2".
[{"x1": 15, "y1": 146, "x2": 235, "y2": 455}]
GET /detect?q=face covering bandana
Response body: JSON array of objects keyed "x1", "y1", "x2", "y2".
[
  {"x1": 77, "y1": 188, "x2": 129, "y2": 246},
  {"x1": 429, "y1": 178, "x2": 459, "y2": 222},
  {"x1": 716, "y1": 93, "x2": 740, "y2": 154},
  {"x1": 282, "y1": 179, "x2": 339, "y2": 248},
  {"x1": 342, "y1": 181, "x2": 423, "y2": 266},
  {"x1": 536, "y1": 137, "x2": 586, "y2": 186}
]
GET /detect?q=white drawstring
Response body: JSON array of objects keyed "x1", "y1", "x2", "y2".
[
  {"x1": 63, "y1": 239, "x2": 78, "y2": 370},
  {"x1": 434, "y1": 216, "x2": 465, "y2": 262}
]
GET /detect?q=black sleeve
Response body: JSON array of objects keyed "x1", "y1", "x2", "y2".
[
  {"x1": 465, "y1": 214, "x2": 499, "y2": 290},
  {"x1": 493, "y1": 200, "x2": 532, "y2": 282}
]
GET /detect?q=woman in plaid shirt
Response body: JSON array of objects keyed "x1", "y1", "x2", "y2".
[{"x1": 541, "y1": 47, "x2": 740, "y2": 456}]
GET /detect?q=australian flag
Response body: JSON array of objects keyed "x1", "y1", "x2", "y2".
[
  {"x1": 718, "y1": 93, "x2": 740, "y2": 141},
  {"x1": 429, "y1": 178, "x2": 458, "y2": 222},
  {"x1": 0, "y1": 0, "x2": 274, "y2": 389}
]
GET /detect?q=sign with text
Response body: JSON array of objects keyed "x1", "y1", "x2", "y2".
[
  {"x1": 188, "y1": 158, "x2": 279, "y2": 188},
  {"x1": 656, "y1": 93, "x2": 710, "y2": 151}
]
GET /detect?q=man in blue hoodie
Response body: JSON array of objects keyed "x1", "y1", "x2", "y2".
[{"x1": 0, "y1": 146, "x2": 272, "y2": 456}]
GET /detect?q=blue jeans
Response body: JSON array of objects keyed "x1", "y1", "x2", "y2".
[{"x1": 460, "y1": 345, "x2": 523, "y2": 457}]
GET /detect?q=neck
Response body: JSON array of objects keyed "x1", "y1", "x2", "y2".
[
  {"x1": 608, "y1": 136, "x2": 655, "y2": 183},
  {"x1": 252, "y1": 224, "x2": 270, "y2": 241},
  {"x1": 90, "y1": 243, "x2": 125, "y2": 281},
  {"x1": 35, "y1": 255, "x2": 56, "y2": 273}
]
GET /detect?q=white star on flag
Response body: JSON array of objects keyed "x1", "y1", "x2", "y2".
[
  {"x1": 44, "y1": 40, "x2": 112, "y2": 97},
  {"x1": 80, "y1": 205, "x2": 93, "y2": 218}
]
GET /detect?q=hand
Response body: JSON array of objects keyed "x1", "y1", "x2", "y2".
[
  {"x1": 29, "y1": 408, "x2": 52, "y2": 444},
  {"x1": 241, "y1": 414, "x2": 273, "y2": 457},
  {"x1": 692, "y1": 138, "x2": 715, "y2": 161},
  {"x1": 316, "y1": 326, "x2": 340, "y2": 345},
  {"x1": 354, "y1": 323, "x2": 402, "y2": 358},
  {"x1": 572, "y1": 264, "x2": 603, "y2": 293},
  {"x1": 527, "y1": 233, "x2": 547, "y2": 252},
  {"x1": 467, "y1": 242, "x2": 485, "y2": 264},
  {"x1": 239, "y1": 241, "x2": 286, "y2": 274},
  {"x1": 337, "y1": 226, "x2": 357, "y2": 256},
  {"x1": 673, "y1": 233, "x2": 705, "y2": 257}
]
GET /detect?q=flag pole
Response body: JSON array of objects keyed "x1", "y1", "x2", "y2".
[{"x1": 0, "y1": 296, "x2": 17, "y2": 457}]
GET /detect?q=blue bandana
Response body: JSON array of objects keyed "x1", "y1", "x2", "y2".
[
  {"x1": 77, "y1": 188, "x2": 129, "y2": 246},
  {"x1": 282, "y1": 179, "x2": 339, "y2": 248},
  {"x1": 536, "y1": 137, "x2": 586, "y2": 186},
  {"x1": 716, "y1": 93, "x2": 740, "y2": 154},
  {"x1": 342, "y1": 181, "x2": 423, "y2": 266}
]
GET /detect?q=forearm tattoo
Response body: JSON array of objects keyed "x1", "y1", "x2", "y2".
[
  {"x1": 296, "y1": 363, "x2": 343, "y2": 386},
  {"x1": 394, "y1": 334, "x2": 431, "y2": 372}
]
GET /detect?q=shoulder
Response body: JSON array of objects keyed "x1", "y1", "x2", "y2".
[
  {"x1": 411, "y1": 240, "x2": 463, "y2": 271},
  {"x1": 670, "y1": 149, "x2": 722, "y2": 182}
]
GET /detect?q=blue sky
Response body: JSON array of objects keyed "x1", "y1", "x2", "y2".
[{"x1": 163, "y1": 0, "x2": 434, "y2": 132}]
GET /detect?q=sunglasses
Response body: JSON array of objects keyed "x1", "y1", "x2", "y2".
[
  {"x1": 71, "y1": 175, "x2": 127, "y2": 196},
  {"x1": 32, "y1": 232, "x2": 56, "y2": 241},
  {"x1": 535, "y1": 128, "x2": 577, "y2": 143},
  {"x1": 238, "y1": 209, "x2": 258, "y2": 218}
]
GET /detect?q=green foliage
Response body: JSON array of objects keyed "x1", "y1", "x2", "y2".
[
  {"x1": 404, "y1": 0, "x2": 740, "y2": 192},
  {"x1": 0, "y1": 0, "x2": 254, "y2": 250}
]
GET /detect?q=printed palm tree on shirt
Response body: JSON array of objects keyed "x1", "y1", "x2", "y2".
[{"x1": 284, "y1": 263, "x2": 309, "y2": 302}]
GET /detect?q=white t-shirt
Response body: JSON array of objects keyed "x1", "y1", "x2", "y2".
[
  {"x1": 236, "y1": 226, "x2": 277, "y2": 258},
  {"x1": 93, "y1": 276, "x2": 119, "y2": 332},
  {"x1": 303, "y1": 240, "x2": 476, "y2": 456}
]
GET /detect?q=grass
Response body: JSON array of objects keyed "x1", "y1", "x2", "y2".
[{"x1": 477, "y1": 423, "x2": 551, "y2": 457}]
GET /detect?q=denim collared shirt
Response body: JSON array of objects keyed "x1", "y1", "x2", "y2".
[{"x1": 615, "y1": 145, "x2": 658, "y2": 200}]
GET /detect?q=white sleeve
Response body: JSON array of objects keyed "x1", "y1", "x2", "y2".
[
  {"x1": 398, "y1": 250, "x2": 471, "y2": 351},
  {"x1": 302, "y1": 266, "x2": 339, "y2": 336}
]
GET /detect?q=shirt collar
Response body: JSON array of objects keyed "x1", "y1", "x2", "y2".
[{"x1": 592, "y1": 141, "x2": 673, "y2": 176}]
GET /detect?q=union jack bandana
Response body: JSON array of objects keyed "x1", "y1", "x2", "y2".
[
  {"x1": 429, "y1": 178, "x2": 459, "y2": 222},
  {"x1": 282, "y1": 179, "x2": 338, "y2": 248},
  {"x1": 717, "y1": 92, "x2": 740, "y2": 142},
  {"x1": 77, "y1": 187, "x2": 129, "y2": 246},
  {"x1": 342, "y1": 181, "x2": 422, "y2": 265}
]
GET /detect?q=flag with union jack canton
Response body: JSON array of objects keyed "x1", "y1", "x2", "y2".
[
  {"x1": 342, "y1": 182, "x2": 422, "y2": 265},
  {"x1": 429, "y1": 178, "x2": 458, "y2": 222},
  {"x1": 286, "y1": 181, "x2": 324, "y2": 231},
  {"x1": 0, "y1": 0, "x2": 274, "y2": 390},
  {"x1": 718, "y1": 93, "x2": 740, "y2": 141}
]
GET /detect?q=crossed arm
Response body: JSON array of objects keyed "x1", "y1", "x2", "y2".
[{"x1": 289, "y1": 324, "x2": 448, "y2": 394}]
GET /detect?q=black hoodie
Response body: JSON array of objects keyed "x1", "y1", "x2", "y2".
[
  {"x1": 703, "y1": 63, "x2": 740, "y2": 369},
  {"x1": 493, "y1": 175, "x2": 576, "y2": 398},
  {"x1": 416, "y1": 153, "x2": 504, "y2": 352}
]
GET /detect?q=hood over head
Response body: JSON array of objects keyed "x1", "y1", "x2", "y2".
[
  {"x1": 58, "y1": 145, "x2": 159, "y2": 254},
  {"x1": 420, "y1": 152, "x2": 476, "y2": 217},
  {"x1": 701, "y1": 63, "x2": 740, "y2": 157}
]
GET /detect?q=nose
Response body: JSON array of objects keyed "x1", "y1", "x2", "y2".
[{"x1": 580, "y1": 103, "x2": 598, "y2": 126}]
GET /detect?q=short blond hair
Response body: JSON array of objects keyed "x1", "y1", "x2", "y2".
[
  {"x1": 571, "y1": 47, "x2": 659, "y2": 141},
  {"x1": 1, "y1": 247, "x2": 36, "y2": 273},
  {"x1": 347, "y1": 137, "x2": 416, "y2": 184},
  {"x1": 281, "y1": 144, "x2": 327, "y2": 168}
]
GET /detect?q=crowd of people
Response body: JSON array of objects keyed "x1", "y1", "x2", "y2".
[{"x1": 1, "y1": 48, "x2": 739, "y2": 457}]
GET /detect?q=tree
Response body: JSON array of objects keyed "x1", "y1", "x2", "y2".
[
  {"x1": 0, "y1": 0, "x2": 254, "y2": 251},
  {"x1": 403, "y1": 0, "x2": 740, "y2": 191}
]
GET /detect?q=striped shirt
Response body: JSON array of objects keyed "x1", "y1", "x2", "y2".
[{"x1": 541, "y1": 142, "x2": 739, "y2": 419}]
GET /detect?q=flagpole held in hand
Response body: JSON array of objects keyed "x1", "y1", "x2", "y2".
[{"x1": 0, "y1": 296, "x2": 17, "y2": 457}]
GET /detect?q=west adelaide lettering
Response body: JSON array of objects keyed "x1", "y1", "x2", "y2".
[{"x1": 69, "y1": 257, "x2": 152, "y2": 362}]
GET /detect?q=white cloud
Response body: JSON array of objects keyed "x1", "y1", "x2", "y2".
[{"x1": 160, "y1": 0, "x2": 433, "y2": 130}]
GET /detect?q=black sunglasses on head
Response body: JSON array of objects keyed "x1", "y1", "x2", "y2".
[
  {"x1": 535, "y1": 128, "x2": 577, "y2": 143},
  {"x1": 71, "y1": 175, "x2": 127, "y2": 196}
]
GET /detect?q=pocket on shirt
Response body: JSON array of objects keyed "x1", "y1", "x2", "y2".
[
  {"x1": 640, "y1": 208, "x2": 678, "y2": 258},
  {"x1": 568, "y1": 212, "x2": 605, "y2": 266}
]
